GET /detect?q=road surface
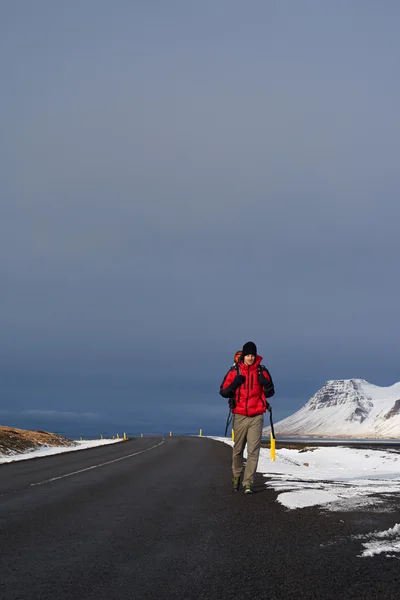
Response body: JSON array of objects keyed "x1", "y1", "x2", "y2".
[{"x1": 0, "y1": 436, "x2": 399, "y2": 599}]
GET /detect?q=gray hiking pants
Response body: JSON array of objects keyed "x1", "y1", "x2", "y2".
[{"x1": 232, "y1": 414, "x2": 264, "y2": 486}]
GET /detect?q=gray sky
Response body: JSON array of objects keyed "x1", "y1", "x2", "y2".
[{"x1": 1, "y1": 1, "x2": 399, "y2": 436}]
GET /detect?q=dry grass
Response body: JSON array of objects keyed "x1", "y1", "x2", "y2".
[{"x1": 0, "y1": 426, "x2": 75, "y2": 456}]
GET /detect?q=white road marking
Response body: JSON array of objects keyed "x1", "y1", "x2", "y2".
[{"x1": 31, "y1": 438, "x2": 165, "y2": 487}]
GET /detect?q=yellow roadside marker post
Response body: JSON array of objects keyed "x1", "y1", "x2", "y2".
[
  {"x1": 123, "y1": 432, "x2": 127, "y2": 440},
  {"x1": 232, "y1": 429, "x2": 235, "y2": 442},
  {"x1": 270, "y1": 433, "x2": 276, "y2": 461},
  {"x1": 199, "y1": 429, "x2": 203, "y2": 436},
  {"x1": 269, "y1": 410, "x2": 276, "y2": 461}
]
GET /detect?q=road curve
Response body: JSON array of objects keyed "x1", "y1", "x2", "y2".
[{"x1": 0, "y1": 436, "x2": 398, "y2": 600}]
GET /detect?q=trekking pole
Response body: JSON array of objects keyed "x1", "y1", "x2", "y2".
[
  {"x1": 269, "y1": 409, "x2": 276, "y2": 461},
  {"x1": 224, "y1": 408, "x2": 233, "y2": 437}
]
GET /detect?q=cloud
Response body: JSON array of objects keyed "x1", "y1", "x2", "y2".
[
  {"x1": 0, "y1": 410, "x2": 101, "y2": 422},
  {"x1": 1, "y1": 2, "x2": 400, "y2": 432}
]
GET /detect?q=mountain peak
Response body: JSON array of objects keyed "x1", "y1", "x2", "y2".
[
  {"x1": 324, "y1": 378, "x2": 369, "y2": 386},
  {"x1": 266, "y1": 379, "x2": 400, "y2": 438},
  {"x1": 306, "y1": 379, "x2": 372, "y2": 414}
]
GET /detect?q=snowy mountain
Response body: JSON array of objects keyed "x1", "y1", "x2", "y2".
[{"x1": 266, "y1": 379, "x2": 400, "y2": 438}]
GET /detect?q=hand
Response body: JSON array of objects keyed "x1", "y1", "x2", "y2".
[
  {"x1": 264, "y1": 384, "x2": 275, "y2": 399},
  {"x1": 234, "y1": 374, "x2": 245, "y2": 386},
  {"x1": 266, "y1": 402, "x2": 272, "y2": 412},
  {"x1": 230, "y1": 374, "x2": 245, "y2": 392},
  {"x1": 228, "y1": 398, "x2": 236, "y2": 409}
]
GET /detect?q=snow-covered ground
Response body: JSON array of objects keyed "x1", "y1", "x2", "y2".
[
  {"x1": 211, "y1": 436, "x2": 400, "y2": 558},
  {"x1": 0, "y1": 438, "x2": 122, "y2": 463}
]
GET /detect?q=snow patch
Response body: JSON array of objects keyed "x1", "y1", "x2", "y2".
[
  {"x1": 0, "y1": 438, "x2": 123, "y2": 463},
  {"x1": 277, "y1": 489, "x2": 339, "y2": 509},
  {"x1": 210, "y1": 437, "x2": 400, "y2": 513},
  {"x1": 356, "y1": 523, "x2": 400, "y2": 557}
]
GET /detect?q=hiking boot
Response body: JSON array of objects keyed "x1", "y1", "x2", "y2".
[
  {"x1": 232, "y1": 476, "x2": 240, "y2": 491},
  {"x1": 244, "y1": 484, "x2": 254, "y2": 495}
]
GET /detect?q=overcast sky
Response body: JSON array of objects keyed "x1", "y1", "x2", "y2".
[{"x1": 1, "y1": 1, "x2": 399, "y2": 436}]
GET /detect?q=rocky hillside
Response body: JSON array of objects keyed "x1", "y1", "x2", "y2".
[{"x1": 0, "y1": 426, "x2": 75, "y2": 457}]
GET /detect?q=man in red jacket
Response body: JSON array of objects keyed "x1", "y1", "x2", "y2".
[{"x1": 220, "y1": 341, "x2": 275, "y2": 494}]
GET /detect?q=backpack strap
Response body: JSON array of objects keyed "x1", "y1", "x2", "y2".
[{"x1": 220, "y1": 358, "x2": 242, "y2": 392}]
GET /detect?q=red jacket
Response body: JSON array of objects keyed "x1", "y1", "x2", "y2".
[{"x1": 220, "y1": 355, "x2": 274, "y2": 417}]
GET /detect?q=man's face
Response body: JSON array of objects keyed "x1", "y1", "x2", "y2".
[{"x1": 244, "y1": 354, "x2": 255, "y2": 366}]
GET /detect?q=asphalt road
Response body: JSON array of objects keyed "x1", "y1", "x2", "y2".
[{"x1": 0, "y1": 436, "x2": 399, "y2": 600}]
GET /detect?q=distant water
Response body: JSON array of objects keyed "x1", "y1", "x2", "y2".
[
  {"x1": 262, "y1": 436, "x2": 400, "y2": 447},
  {"x1": 55, "y1": 430, "x2": 222, "y2": 440}
]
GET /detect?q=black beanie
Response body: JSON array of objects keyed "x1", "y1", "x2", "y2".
[{"x1": 242, "y1": 341, "x2": 257, "y2": 357}]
